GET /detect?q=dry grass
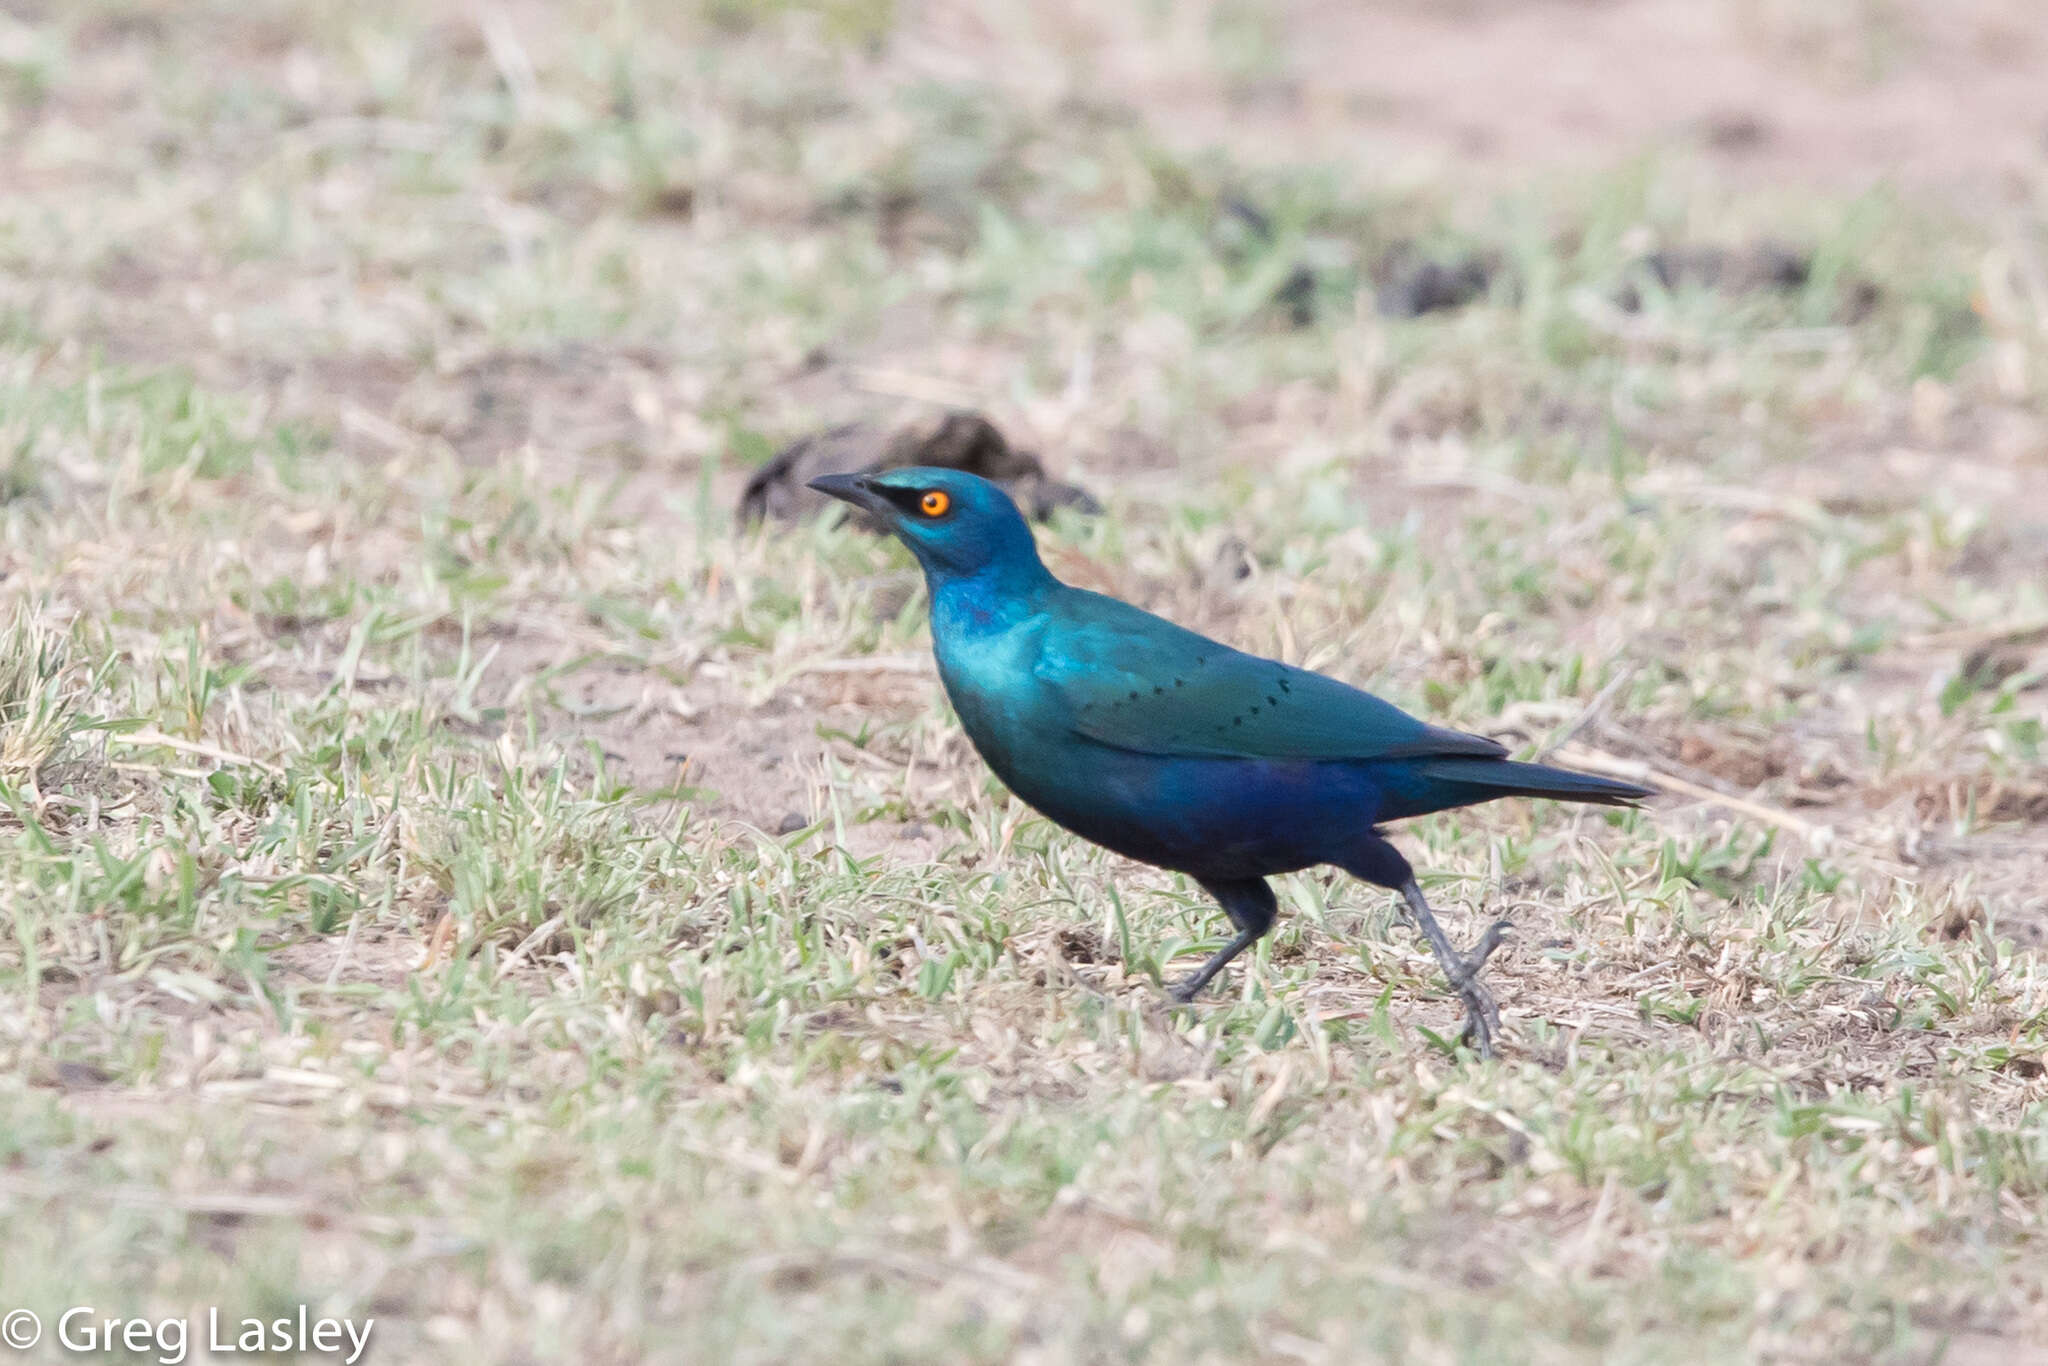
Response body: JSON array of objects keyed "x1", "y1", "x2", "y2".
[{"x1": 1, "y1": 1, "x2": 2046, "y2": 1362}]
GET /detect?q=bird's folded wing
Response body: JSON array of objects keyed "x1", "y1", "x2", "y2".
[{"x1": 1033, "y1": 599, "x2": 1506, "y2": 763}]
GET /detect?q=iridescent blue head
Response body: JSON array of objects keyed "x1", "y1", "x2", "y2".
[{"x1": 808, "y1": 467, "x2": 1050, "y2": 586}]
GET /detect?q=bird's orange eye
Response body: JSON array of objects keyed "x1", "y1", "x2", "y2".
[{"x1": 919, "y1": 490, "x2": 950, "y2": 517}]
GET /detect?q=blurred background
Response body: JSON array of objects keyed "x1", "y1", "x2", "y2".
[{"x1": 5, "y1": 0, "x2": 2045, "y2": 484}]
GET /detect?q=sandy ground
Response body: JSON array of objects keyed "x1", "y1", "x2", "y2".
[{"x1": 893, "y1": 0, "x2": 2048, "y2": 204}]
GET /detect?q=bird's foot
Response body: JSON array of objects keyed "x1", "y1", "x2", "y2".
[
  {"x1": 1453, "y1": 978, "x2": 1499, "y2": 1056},
  {"x1": 1445, "y1": 919, "x2": 1511, "y2": 1057},
  {"x1": 1399, "y1": 881, "x2": 1513, "y2": 1059}
]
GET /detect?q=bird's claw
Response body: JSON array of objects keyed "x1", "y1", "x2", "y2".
[
  {"x1": 1453, "y1": 975, "x2": 1503, "y2": 1057},
  {"x1": 1446, "y1": 919, "x2": 1512, "y2": 1059}
]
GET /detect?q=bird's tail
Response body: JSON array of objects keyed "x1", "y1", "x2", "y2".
[{"x1": 1414, "y1": 757, "x2": 1653, "y2": 807}]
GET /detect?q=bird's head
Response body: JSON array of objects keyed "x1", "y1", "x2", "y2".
[{"x1": 807, "y1": 467, "x2": 1047, "y2": 583}]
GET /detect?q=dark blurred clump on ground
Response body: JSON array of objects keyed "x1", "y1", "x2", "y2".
[
  {"x1": 1615, "y1": 241, "x2": 1883, "y2": 319},
  {"x1": 737, "y1": 411, "x2": 1101, "y2": 529}
]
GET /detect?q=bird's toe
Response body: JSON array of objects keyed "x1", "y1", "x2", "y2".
[
  {"x1": 1470, "y1": 919, "x2": 1514, "y2": 970},
  {"x1": 1449, "y1": 920, "x2": 1513, "y2": 988},
  {"x1": 1456, "y1": 979, "x2": 1503, "y2": 1059}
]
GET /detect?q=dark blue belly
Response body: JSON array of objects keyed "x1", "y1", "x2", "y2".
[{"x1": 989, "y1": 743, "x2": 1398, "y2": 881}]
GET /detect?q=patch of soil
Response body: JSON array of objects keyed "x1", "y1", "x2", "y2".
[
  {"x1": 1017, "y1": 0, "x2": 2048, "y2": 201},
  {"x1": 1671, "y1": 731, "x2": 1787, "y2": 791},
  {"x1": 1914, "y1": 775, "x2": 2048, "y2": 826},
  {"x1": 1053, "y1": 924, "x2": 1113, "y2": 965}
]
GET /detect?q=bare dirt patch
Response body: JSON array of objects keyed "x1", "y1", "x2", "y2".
[{"x1": 954, "y1": 0, "x2": 2048, "y2": 200}]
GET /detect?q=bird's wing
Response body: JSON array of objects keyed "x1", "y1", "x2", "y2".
[{"x1": 1032, "y1": 590, "x2": 1506, "y2": 763}]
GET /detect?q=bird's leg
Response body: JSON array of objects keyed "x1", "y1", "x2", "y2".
[
  {"x1": 1168, "y1": 878, "x2": 1279, "y2": 1003},
  {"x1": 1397, "y1": 879, "x2": 1511, "y2": 1057},
  {"x1": 1167, "y1": 926, "x2": 1261, "y2": 1003}
]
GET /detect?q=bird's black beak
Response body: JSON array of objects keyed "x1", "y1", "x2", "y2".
[{"x1": 806, "y1": 471, "x2": 893, "y2": 517}]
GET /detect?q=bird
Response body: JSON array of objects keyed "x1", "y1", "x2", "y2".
[{"x1": 808, "y1": 466, "x2": 1652, "y2": 1055}]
